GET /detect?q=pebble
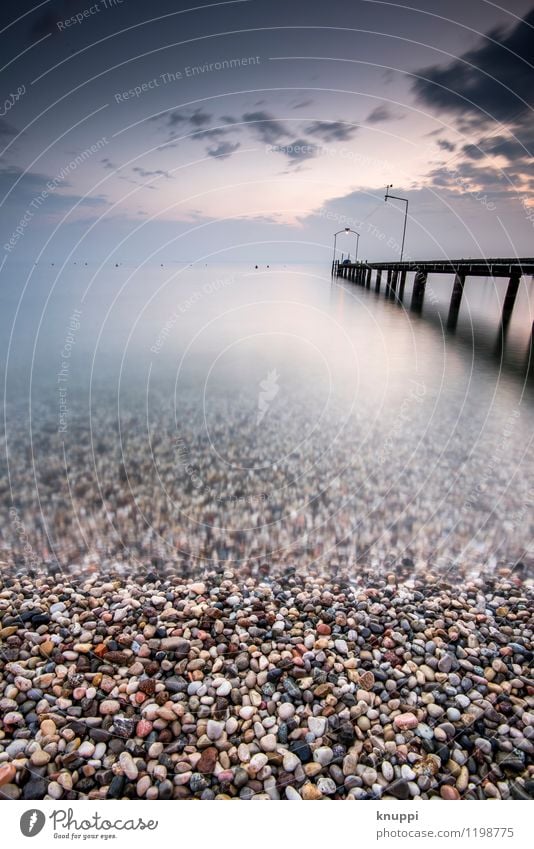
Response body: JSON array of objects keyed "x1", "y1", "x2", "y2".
[
  {"x1": 394, "y1": 712, "x2": 418, "y2": 731},
  {"x1": 207, "y1": 720, "x2": 224, "y2": 741},
  {"x1": 313, "y1": 746, "x2": 333, "y2": 766},
  {"x1": 0, "y1": 536, "x2": 531, "y2": 804},
  {"x1": 119, "y1": 751, "x2": 138, "y2": 780}
]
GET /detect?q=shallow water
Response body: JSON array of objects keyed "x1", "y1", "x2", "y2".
[{"x1": 1, "y1": 262, "x2": 533, "y2": 571}]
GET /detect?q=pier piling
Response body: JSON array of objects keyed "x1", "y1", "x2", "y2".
[
  {"x1": 375, "y1": 269, "x2": 382, "y2": 292},
  {"x1": 411, "y1": 271, "x2": 427, "y2": 311},
  {"x1": 447, "y1": 272, "x2": 466, "y2": 330}
]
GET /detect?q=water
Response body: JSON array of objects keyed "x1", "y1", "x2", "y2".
[{"x1": 1, "y1": 262, "x2": 533, "y2": 573}]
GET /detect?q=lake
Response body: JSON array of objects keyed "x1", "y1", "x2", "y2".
[{"x1": 1, "y1": 262, "x2": 533, "y2": 573}]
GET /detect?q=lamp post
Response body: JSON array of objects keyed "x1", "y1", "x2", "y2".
[
  {"x1": 333, "y1": 227, "x2": 360, "y2": 265},
  {"x1": 384, "y1": 184, "x2": 408, "y2": 262}
]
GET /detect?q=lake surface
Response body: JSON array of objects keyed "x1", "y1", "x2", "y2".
[{"x1": 1, "y1": 262, "x2": 533, "y2": 573}]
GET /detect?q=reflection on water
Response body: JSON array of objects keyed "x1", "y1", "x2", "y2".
[{"x1": 1, "y1": 263, "x2": 533, "y2": 572}]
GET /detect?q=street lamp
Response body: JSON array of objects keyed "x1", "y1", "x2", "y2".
[
  {"x1": 333, "y1": 227, "x2": 360, "y2": 265},
  {"x1": 384, "y1": 184, "x2": 408, "y2": 262}
]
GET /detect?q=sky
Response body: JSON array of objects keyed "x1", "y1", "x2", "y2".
[{"x1": 0, "y1": 0, "x2": 533, "y2": 263}]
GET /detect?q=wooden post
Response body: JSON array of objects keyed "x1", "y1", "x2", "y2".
[
  {"x1": 398, "y1": 269, "x2": 407, "y2": 300},
  {"x1": 447, "y1": 272, "x2": 466, "y2": 330},
  {"x1": 375, "y1": 269, "x2": 382, "y2": 292},
  {"x1": 502, "y1": 272, "x2": 521, "y2": 325},
  {"x1": 385, "y1": 268, "x2": 392, "y2": 296},
  {"x1": 366, "y1": 267, "x2": 372, "y2": 288},
  {"x1": 411, "y1": 271, "x2": 427, "y2": 311}
]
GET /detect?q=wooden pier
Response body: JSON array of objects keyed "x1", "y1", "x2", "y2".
[{"x1": 333, "y1": 257, "x2": 534, "y2": 330}]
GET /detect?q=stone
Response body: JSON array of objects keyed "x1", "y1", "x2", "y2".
[
  {"x1": 100, "y1": 699, "x2": 121, "y2": 715},
  {"x1": 441, "y1": 785, "x2": 460, "y2": 800},
  {"x1": 207, "y1": 719, "x2": 224, "y2": 741},
  {"x1": 317, "y1": 777, "x2": 337, "y2": 795},
  {"x1": 308, "y1": 716, "x2": 327, "y2": 738},
  {"x1": 313, "y1": 746, "x2": 333, "y2": 766},
  {"x1": 0, "y1": 764, "x2": 16, "y2": 787},
  {"x1": 283, "y1": 752, "x2": 300, "y2": 772},
  {"x1": 260, "y1": 733, "x2": 277, "y2": 752},
  {"x1": 197, "y1": 747, "x2": 218, "y2": 774},
  {"x1": 301, "y1": 782, "x2": 323, "y2": 800},
  {"x1": 381, "y1": 761, "x2": 394, "y2": 782},
  {"x1": 119, "y1": 751, "x2": 138, "y2": 780},
  {"x1": 394, "y1": 712, "x2": 418, "y2": 731},
  {"x1": 30, "y1": 749, "x2": 51, "y2": 766},
  {"x1": 78, "y1": 741, "x2": 96, "y2": 758},
  {"x1": 387, "y1": 780, "x2": 410, "y2": 800}
]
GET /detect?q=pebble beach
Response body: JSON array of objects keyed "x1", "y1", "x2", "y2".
[{"x1": 0, "y1": 547, "x2": 533, "y2": 800}]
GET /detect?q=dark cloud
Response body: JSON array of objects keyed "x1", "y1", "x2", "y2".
[
  {"x1": 132, "y1": 166, "x2": 171, "y2": 179},
  {"x1": 194, "y1": 128, "x2": 230, "y2": 140},
  {"x1": 292, "y1": 99, "x2": 314, "y2": 110},
  {"x1": 101, "y1": 158, "x2": 117, "y2": 171},
  {"x1": 189, "y1": 110, "x2": 213, "y2": 127},
  {"x1": 242, "y1": 111, "x2": 289, "y2": 144},
  {"x1": 0, "y1": 118, "x2": 17, "y2": 138},
  {"x1": 437, "y1": 139, "x2": 456, "y2": 152},
  {"x1": 304, "y1": 120, "x2": 358, "y2": 142},
  {"x1": 207, "y1": 141, "x2": 240, "y2": 159},
  {"x1": 366, "y1": 105, "x2": 403, "y2": 124},
  {"x1": 428, "y1": 159, "x2": 508, "y2": 194},
  {"x1": 269, "y1": 138, "x2": 319, "y2": 165},
  {"x1": 0, "y1": 166, "x2": 107, "y2": 217},
  {"x1": 412, "y1": 9, "x2": 534, "y2": 125},
  {"x1": 461, "y1": 130, "x2": 533, "y2": 163},
  {"x1": 152, "y1": 109, "x2": 214, "y2": 135},
  {"x1": 461, "y1": 143, "x2": 485, "y2": 160}
]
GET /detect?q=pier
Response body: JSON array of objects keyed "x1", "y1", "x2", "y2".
[{"x1": 333, "y1": 257, "x2": 534, "y2": 331}]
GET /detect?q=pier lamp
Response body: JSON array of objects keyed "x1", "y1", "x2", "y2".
[
  {"x1": 384, "y1": 184, "x2": 408, "y2": 262},
  {"x1": 333, "y1": 227, "x2": 360, "y2": 264}
]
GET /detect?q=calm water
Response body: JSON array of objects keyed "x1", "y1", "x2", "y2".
[{"x1": 1, "y1": 262, "x2": 533, "y2": 571}]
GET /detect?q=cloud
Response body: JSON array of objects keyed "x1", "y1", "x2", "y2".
[
  {"x1": 0, "y1": 166, "x2": 108, "y2": 221},
  {"x1": 412, "y1": 9, "x2": 534, "y2": 125},
  {"x1": 189, "y1": 110, "x2": 213, "y2": 127},
  {"x1": 270, "y1": 138, "x2": 319, "y2": 164},
  {"x1": 132, "y1": 166, "x2": 171, "y2": 179},
  {"x1": 0, "y1": 118, "x2": 17, "y2": 138},
  {"x1": 304, "y1": 120, "x2": 358, "y2": 142},
  {"x1": 151, "y1": 109, "x2": 214, "y2": 137},
  {"x1": 366, "y1": 105, "x2": 403, "y2": 124},
  {"x1": 207, "y1": 141, "x2": 240, "y2": 159},
  {"x1": 242, "y1": 111, "x2": 289, "y2": 144},
  {"x1": 437, "y1": 139, "x2": 456, "y2": 152},
  {"x1": 428, "y1": 159, "x2": 508, "y2": 194},
  {"x1": 292, "y1": 99, "x2": 314, "y2": 110}
]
